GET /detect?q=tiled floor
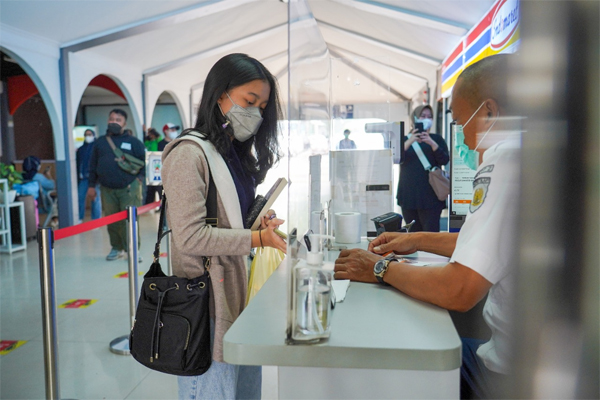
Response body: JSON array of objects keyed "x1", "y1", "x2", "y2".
[{"x1": 0, "y1": 212, "x2": 277, "y2": 399}]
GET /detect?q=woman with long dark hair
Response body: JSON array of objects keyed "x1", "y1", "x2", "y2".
[{"x1": 161, "y1": 53, "x2": 286, "y2": 399}]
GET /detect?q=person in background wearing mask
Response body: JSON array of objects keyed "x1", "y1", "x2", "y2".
[
  {"x1": 337, "y1": 129, "x2": 357, "y2": 150},
  {"x1": 87, "y1": 109, "x2": 146, "y2": 261},
  {"x1": 158, "y1": 122, "x2": 180, "y2": 151},
  {"x1": 396, "y1": 104, "x2": 449, "y2": 232},
  {"x1": 161, "y1": 53, "x2": 286, "y2": 399},
  {"x1": 335, "y1": 55, "x2": 518, "y2": 399},
  {"x1": 76, "y1": 129, "x2": 101, "y2": 222}
]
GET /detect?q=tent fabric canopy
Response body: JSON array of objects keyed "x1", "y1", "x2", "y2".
[{"x1": 1, "y1": 0, "x2": 495, "y2": 121}]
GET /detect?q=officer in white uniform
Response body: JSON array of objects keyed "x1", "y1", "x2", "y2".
[{"x1": 334, "y1": 54, "x2": 519, "y2": 399}]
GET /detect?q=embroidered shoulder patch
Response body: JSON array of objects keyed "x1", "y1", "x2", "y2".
[
  {"x1": 470, "y1": 177, "x2": 491, "y2": 213},
  {"x1": 474, "y1": 164, "x2": 494, "y2": 179}
]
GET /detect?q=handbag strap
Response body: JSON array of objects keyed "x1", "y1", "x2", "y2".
[{"x1": 152, "y1": 160, "x2": 217, "y2": 263}]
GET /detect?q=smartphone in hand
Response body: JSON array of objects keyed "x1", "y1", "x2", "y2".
[{"x1": 414, "y1": 122, "x2": 424, "y2": 133}]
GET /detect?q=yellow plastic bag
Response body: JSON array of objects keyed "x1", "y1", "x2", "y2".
[{"x1": 246, "y1": 247, "x2": 285, "y2": 304}]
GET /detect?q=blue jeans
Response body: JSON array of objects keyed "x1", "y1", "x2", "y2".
[
  {"x1": 178, "y1": 320, "x2": 261, "y2": 400},
  {"x1": 78, "y1": 179, "x2": 101, "y2": 220},
  {"x1": 460, "y1": 338, "x2": 507, "y2": 399}
]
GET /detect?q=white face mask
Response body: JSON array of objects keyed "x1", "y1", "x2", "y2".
[
  {"x1": 167, "y1": 130, "x2": 179, "y2": 140},
  {"x1": 221, "y1": 92, "x2": 264, "y2": 142},
  {"x1": 416, "y1": 118, "x2": 433, "y2": 131},
  {"x1": 84, "y1": 136, "x2": 95, "y2": 144}
]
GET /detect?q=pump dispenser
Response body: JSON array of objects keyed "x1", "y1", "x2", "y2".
[{"x1": 287, "y1": 232, "x2": 335, "y2": 343}]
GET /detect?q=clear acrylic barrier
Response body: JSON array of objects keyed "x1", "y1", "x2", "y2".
[{"x1": 287, "y1": 0, "x2": 397, "y2": 258}]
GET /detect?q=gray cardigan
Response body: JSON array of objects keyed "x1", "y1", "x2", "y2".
[{"x1": 161, "y1": 134, "x2": 252, "y2": 363}]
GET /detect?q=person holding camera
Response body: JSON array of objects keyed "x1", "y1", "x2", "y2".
[{"x1": 396, "y1": 104, "x2": 449, "y2": 232}]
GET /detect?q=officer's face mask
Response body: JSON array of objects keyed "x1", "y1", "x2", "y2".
[
  {"x1": 84, "y1": 135, "x2": 95, "y2": 144},
  {"x1": 453, "y1": 101, "x2": 498, "y2": 170},
  {"x1": 220, "y1": 92, "x2": 264, "y2": 142},
  {"x1": 107, "y1": 123, "x2": 123, "y2": 135}
]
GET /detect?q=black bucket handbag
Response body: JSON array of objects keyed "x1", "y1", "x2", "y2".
[{"x1": 130, "y1": 170, "x2": 217, "y2": 376}]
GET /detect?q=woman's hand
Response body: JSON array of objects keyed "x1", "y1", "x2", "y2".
[
  {"x1": 404, "y1": 129, "x2": 421, "y2": 150},
  {"x1": 259, "y1": 224, "x2": 287, "y2": 253},
  {"x1": 253, "y1": 210, "x2": 287, "y2": 252},
  {"x1": 260, "y1": 209, "x2": 277, "y2": 229},
  {"x1": 418, "y1": 131, "x2": 439, "y2": 151}
]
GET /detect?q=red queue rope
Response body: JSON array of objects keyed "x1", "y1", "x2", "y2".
[{"x1": 53, "y1": 200, "x2": 161, "y2": 241}]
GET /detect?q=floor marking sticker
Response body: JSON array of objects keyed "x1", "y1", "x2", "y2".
[
  {"x1": 59, "y1": 299, "x2": 97, "y2": 308},
  {"x1": 0, "y1": 340, "x2": 27, "y2": 355},
  {"x1": 114, "y1": 272, "x2": 144, "y2": 278}
]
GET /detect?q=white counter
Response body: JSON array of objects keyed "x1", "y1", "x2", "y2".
[{"x1": 223, "y1": 247, "x2": 461, "y2": 399}]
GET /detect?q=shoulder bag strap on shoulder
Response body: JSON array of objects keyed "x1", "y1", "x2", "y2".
[
  {"x1": 153, "y1": 141, "x2": 217, "y2": 263},
  {"x1": 105, "y1": 135, "x2": 124, "y2": 159}
]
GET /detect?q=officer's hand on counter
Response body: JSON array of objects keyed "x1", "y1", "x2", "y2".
[
  {"x1": 334, "y1": 248, "x2": 382, "y2": 283},
  {"x1": 368, "y1": 232, "x2": 420, "y2": 255}
]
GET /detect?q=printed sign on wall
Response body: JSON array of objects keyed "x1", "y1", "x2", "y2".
[
  {"x1": 441, "y1": 0, "x2": 521, "y2": 98},
  {"x1": 146, "y1": 151, "x2": 163, "y2": 186}
]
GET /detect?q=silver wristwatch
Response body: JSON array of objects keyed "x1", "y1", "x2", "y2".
[{"x1": 373, "y1": 254, "x2": 395, "y2": 285}]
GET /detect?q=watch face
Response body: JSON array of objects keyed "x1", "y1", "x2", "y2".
[{"x1": 374, "y1": 260, "x2": 384, "y2": 274}]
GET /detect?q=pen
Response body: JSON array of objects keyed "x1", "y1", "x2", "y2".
[{"x1": 303, "y1": 230, "x2": 313, "y2": 252}]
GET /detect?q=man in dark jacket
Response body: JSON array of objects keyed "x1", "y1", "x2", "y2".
[
  {"x1": 87, "y1": 109, "x2": 145, "y2": 261},
  {"x1": 76, "y1": 129, "x2": 101, "y2": 222}
]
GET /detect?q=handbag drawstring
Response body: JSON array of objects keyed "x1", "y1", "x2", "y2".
[{"x1": 150, "y1": 284, "x2": 178, "y2": 362}]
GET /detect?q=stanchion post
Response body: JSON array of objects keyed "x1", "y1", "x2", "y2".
[
  {"x1": 38, "y1": 227, "x2": 60, "y2": 400},
  {"x1": 109, "y1": 205, "x2": 139, "y2": 355},
  {"x1": 126, "y1": 205, "x2": 139, "y2": 329}
]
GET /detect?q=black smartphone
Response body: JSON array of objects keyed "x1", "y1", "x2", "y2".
[{"x1": 414, "y1": 122, "x2": 424, "y2": 133}]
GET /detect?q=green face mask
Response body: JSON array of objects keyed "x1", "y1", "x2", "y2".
[{"x1": 453, "y1": 102, "x2": 497, "y2": 170}]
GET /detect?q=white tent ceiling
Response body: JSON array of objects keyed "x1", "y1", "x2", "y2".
[{"x1": 1, "y1": 0, "x2": 495, "y2": 118}]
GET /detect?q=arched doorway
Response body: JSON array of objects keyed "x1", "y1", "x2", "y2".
[
  {"x1": 1, "y1": 50, "x2": 55, "y2": 163},
  {"x1": 148, "y1": 91, "x2": 184, "y2": 141},
  {"x1": 142, "y1": 91, "x2": 184, "y2": 205},
  {"x1": 0, "y1": 50, "x2": 58, "y2": 233},
  {"x1": 75, "y1": 75, "x2": 136, "y2": 138},
  {"x1": 72, "y1": 74, "x2": 137, "y2": 222}
]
